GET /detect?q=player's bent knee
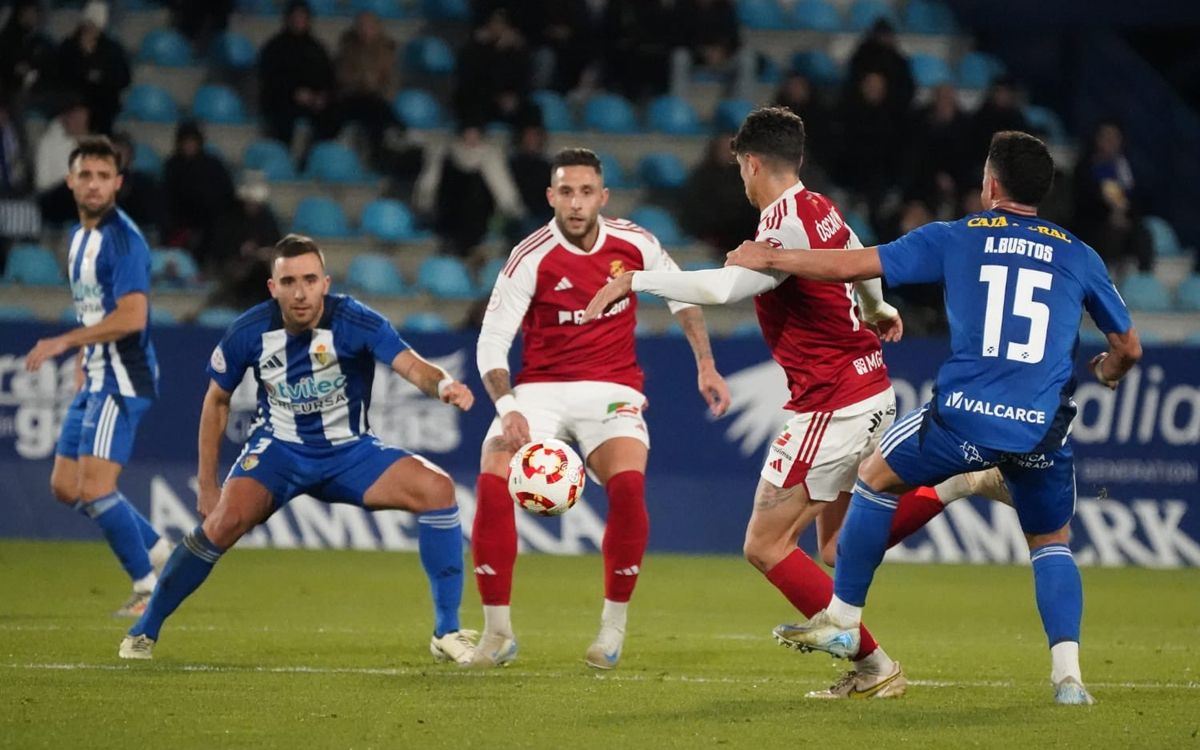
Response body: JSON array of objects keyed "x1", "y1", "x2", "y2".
[
  {"x1": 77, "y1": 476, "x2": 117, "y2": 502},
  {"x1": 49, "y1": 475, "x2": 75, "y2": 504},
  {"x1": 414, "y1": 471, "x2": 456, "y2": 512},
  {"x1": 742, "y1": 534, "x2": 788, "y2": 573}
]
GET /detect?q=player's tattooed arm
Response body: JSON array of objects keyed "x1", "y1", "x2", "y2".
[
  {"x1": 392, "y1": 350, "x2": 474, "y2": 410},
  {"x1": 481, "y1": 368, "x2": 514, "y2": 402},
  {"x1": 197, "y1": 381, "x2": 233, "y2": 518},
  {"x1": 482, "y1": 367, "x2": 531, "y2": 448},
  {"x1": 674, "y1": 307, "x2": 731, "y2": 418}
]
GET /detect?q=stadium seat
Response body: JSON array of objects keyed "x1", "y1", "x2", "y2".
[
  {"x1": 789, "y1": 0, "x2": 842, "y2": 31},
  {"x1": 903, "y1": 0, "x2": 957, "y2": 34},
  {"x1": 132, "y1": 142, "x2": 162, "y2": 175},
  {"x1": 1022, "y1": 105, "x2": 1067, "y2": 143},
  {"x1": 195, "y1": 307, "x2": 239, "y2": 328},
  {"x1": 150, "y1": 248, "x2": 200, "y2": 288},
  {"x1": 405, "y1": 37, "x2": 455, "y2": 75},
  {"x1": 910, "y1": 54, "x2": 953, "y2": 88},
  {"x1": 595, "y1": 151, "x2": 630, "y2": 188},
  {"x1": 417, "y1": 255, "x2": 477, "y2": 299},
  {"x1": 714, "y1": 99, "x2": 754, "y2": 133},
  {"x1": 346, "y1": 253, "x2": 407, "y2": 297},
  {"x1": 647, "y1": 96, "x2": 702, "y2": 135},
  {"x1": 477, "y1": 257, "x2": 506, "y2": 292},
  {"x1": 392, "y1": 89, "x2": 444, "y2": 129},
  {"x1": 791, "y1": 50, "x2": 842, "y2": 87},
  {"x1": 583, "y1": 94, "x2": 638, "y2": 134},
  {"x1": 304, "y1": 142, "x2": 369, "y2": 184},
  {"x1": 1077, "y1": 326, "x2": 1108, "y2": 345},
  {"x1": 125, "y1": 84, "x2": 180, "y2": 123},
  {"x1": 150, "y1": 307, "x2": 178, "y2": 326},
  {"x1": 4, "y1": 244, "x2": 63, "y2": 286},
  {"x1": 242, "y1": 139, "x2": 296, "y2": 181},
  {"x1": 1143, "y1": 215, "x2": 1183, "y2": 257},
  {"x1": 139, "y1": 29, "x2": 193, "y2": 67},
  {"x1": 192, "y1": 85, "x2": 248, "y2": 124},
  {"x1": 212, "y1": 31, "x2": 257, "y2": 69},
  {"x1": 736, "y1": 0, "x2": 785, "y2": 29},
  {"x1": 531, "y1": 90, "x2": 574, "y2": 132},
  {"x1": 422, "y1": 0, "x2": 469, "y2": 21},
  {"x1": 292, "y1": 196, "x2": 354, "y2": 238},
  {"x1": 350, "y1": 0, "x2": 409, "y2": 19},
  {"x1": 1119, "y1": 272, "x2": 1172, "y2": 313},
  {"x1": 1174, "y1": 275, "x2": 1200, "y2": 312},
  {"x1": 957, "y1": 51, "x2": 1006, "y2": 90},
  {"x1": 360, "y1": 199, "x2": 421, "y2": 243},
  {"x1": 847, "y1": 0, "x2": 898, "y2": 31},
  {"x1": 306, "y1": 0, "x2": 341, "y2": 16},
  {"x1": 401, "y1": 311, "x2": 452, "y2": 333},
  {"x1": 843, "y1": 209, "x2": 877, "y2": 246},
  {"x1": 639, "y1": 153, "x2": 688, "y2": 189},
  {"x1": 683, "y1": 260, "x2": 719, "y2": 272},
  {"x1": 629, "y1": 207, "x2": 684, "y2": 246},
  {"x1": 0, "y1": 305, "x2": 35, "y2": 321}
]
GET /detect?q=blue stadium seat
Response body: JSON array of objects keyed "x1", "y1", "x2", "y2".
[
  {"x1": 417, "y1": 256, "x2": 476, "y2": 299},
  {"x1": 304, "y1": 142, "x2": 368, "y2": 184},
  {"x1": 350, "y1": 0, "x2": 409, "y2": 19},
  {"x1": 629, "y1": 207, "x2": 684, "y2": 246},
  {"x1": 1119, "y1": 272, "x2": 1171, "y2": 313},
  {"x1": 1143, "y1": 215, "x2": 1182, "y2": 257},
  {"x1": 789, "y1": 0, "x2": 842, "y2": 31},
  {"x1": 1175, "y1": 275, "x2": 1200, "y2": 312},
  {"x1": 139, "y1": 29, "x2": 193, "y2": 67},
  {"x1": 237, "y1": 0, "x2": 276, "y2": 13},
  {"x1": 1022, "y1": 105, "x2": 1067, "y2": 143},
  {"x1": 1077, "y1": 326, "x2": 1108, "y2": 345},
  {"x1": 847, "y1": 0, "x2": 898, "y2": 31},
  {"x1": 405, "y1": 37, "x2": 455, "y2": 75},
  {"x1": 583, "y1": 94, "x2": 638, "y2": 134},
  {"x1": 61, "y1": 304, "x2": 80, "y2": 323},
  {"x1": 192, "y1": 85, "x2": 247, "y2": 124},
  {"x1": 242, "y1": 139, "x2": 296, "y2": 181},
  {"x1": 647, "y1": 96, "x2": 701, "y2": 135},
  {"x1": 910, "y1": 54, "x2": 953, "y2": 88},
  {"x1": 306, "y1": 0, "x2": 341, "y2": 16},
  {"x1": 736, "y1": 0, "x2": 785, "y2": 29},
  {"x1": 401, "y1": 311, "x2": 452, "y2": 333},
  {"x1": 1187, "y1": 330, "x2": 1200, "y2": 346},
  {"x1": 714, "y1": 99, "x2": 754, "y2": 132},
  {"x1": 392, "y1": 89, "x2": 445, "y2": 129},
  {"x1": 730, "y1": 320, "x2": 763, "y2": 338},
  {"x1": 150, "y1": 248, "x2": 200, "y2": 288},
  {"x1": 595, "y1": 151, "x2": 630, "y2": 188},
  {"x1": 4, "y1": 244, "x2": 63, "y2": 285},
  {"x1": 150, "y1": 307, "x2": 178, "y2": 326},
  {"x1": 360, "y1": 199, "x2": 421, "y2": 243},
  {"x1": 346, "y1": 253, "x2": 407, "y2": 297},
  {"x1": 683, "y1": 260, "x2": 719, "y2": 272},
  {"x1": 956, "y1": 51, "x2": 1005, "y2": 89},
  {"x1": 639, "y1": 153, "x2": 687, "y2": 189},
  {"x1": 791, "y1": 50, "x2": 842, "y2": 87},
  {"x1": 843, "y1": 210, "x2": 877, "y2": 246},
  {"x1": 0, "y1": 305, "x2": 35, "y2": 321},
  {"x1": 477, "y1": 257, "x2": 506, "y2": 292},
  {"x1": 132, "y1": 142, "x2": 162, "y2": 176},
  {"x1": 125, "y1": 84, "x2": 180, "y2": 123},
  {"x1": 422, "y1": 0, "x2": 469, "y2": 21},
  {"x1": 903, "y1": 0, "x2": 957, "y2": 33},
  {"x1": 531, "y1": 90, "x2": 573, "y2": 132},
  {"x1": 195, "y1": 307, "x2": 240, "y2": 328},
  {"x1": 212, "y1": 31, "x2": 256, "y2": 69},
  {"x1": 292, "y1": 196, "x2": 354, "y2": 238}
]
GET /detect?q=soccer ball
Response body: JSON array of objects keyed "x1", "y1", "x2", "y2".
[{"x1": 507, "y1": 439, "x2": 586, "y2": 517}]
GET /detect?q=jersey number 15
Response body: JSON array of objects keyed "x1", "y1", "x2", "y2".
[{"x1": 979, "y1": 265, "x2": 1053, "y2": 364}]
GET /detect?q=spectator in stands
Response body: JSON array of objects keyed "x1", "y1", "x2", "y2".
[
  {"x1": 111, "y1": 132, "x2": 163, "y2": 229},
  {"x1": 206, "y1": 172, "x2": 280, "y2": 310},
  {"x1": 508, "y1": 123, "x2": 553, "y2": 238},
  {"x1": 884, "y1": 197, "x2": 946, "y2": 334},
  {"x1": 0, "y1": 0, "x2": 55, "y2": 109},
  {"x1": 603, "y1": 0, "x2": 685, "y2": 101},
  {"x1": 679, "y1": 133, "x2": 760, "y2": 261},
  {"x1": 832, "y1": 71, "x2": 901, "y2": 228},
  {"x1": 257, "y1": 0, "x2": 338, "y2": 146},
  {"x1": 494, "y1": 0, "x2": 598, "y2": 94},
  {"x1": 171, "y1": 0, "x2": 234, "y2": 45},
  {"x1": 904, "y1": 83, "x2": 971, "y2": 214},
  {"x1": 968, "y1": 77, "x2": 1028, "y2": 162},
  {"x1": 162, "y1": 120, "x2": 236, "y2": 268},
  {"x1": 454, "y1": 9, "x2": 536, "y2": 127},
  {"x1": 1073, "y1": 121, "x2": 1154, "y2": 272},
  {"x1": 333, "y1": 11, "x2": 403, "y2": 167},
  {"x1": 35, "y1": 99, "x2": 89, "y2": 224},
  {"x1": 774, "y1": 73, "x2": 832, "y2": 168},
  {"x1": 0, "y1": 96, "x2": 31, "y2": 198},
  {"x1": 414, "y1": 121, "x2": 525, "y2": 260},
  {"x1": 54, "y1": 1, "x2": 130, "y2": 136},
  {"x1": 670, "y1": 0, "x2": 755, "y2": 101},
  {"x1": 845, "y1": 19, "x2": 914, "y2": 120}
]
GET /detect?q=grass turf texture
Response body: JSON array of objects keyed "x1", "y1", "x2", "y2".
[{"x1": 1, "y1": 541, "x2": 1197, "y2": 749}]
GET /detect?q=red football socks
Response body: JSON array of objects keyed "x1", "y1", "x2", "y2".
[
  {"x1": 602, "y1": 470, "x2": 649, "y2": 603},
  {"x1": 765, "y1": 548, "x2": 880, "y2": 658},
  {"x1": 471, "y1": 473, "x2": 517, "y2": 606}
]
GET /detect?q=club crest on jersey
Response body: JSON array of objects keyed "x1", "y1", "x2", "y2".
[
  {"x1": 609, "y1": 260, "x2": 626, "y2": 278},
  {"x1": 240, "y1": 454, "x2": 260, "y2": 471},
  {"x1": 312, "y1": 344, "x2": 333, "y2": 367}
]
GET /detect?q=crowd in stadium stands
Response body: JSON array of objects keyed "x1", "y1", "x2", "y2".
[{"x1": 0, "y1": 0, "x2": 1191, "y2": 332}]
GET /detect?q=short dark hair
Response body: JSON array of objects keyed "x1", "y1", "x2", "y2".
[
  {"x1": 730, "y1": 107, "x2": 806, "y2": 172},
  {"x1": 987, "y1": 131, "x2": 1055, "y2": 206},
  {"x1": 68, "y1": 135, "x2": 122, "y2": 172},
  {"x1": 551, "y1": 148, "x2": 602, "y2": 177},
  {"x1": 274, "y1": 233, "x2": 326, "y2": 268}
]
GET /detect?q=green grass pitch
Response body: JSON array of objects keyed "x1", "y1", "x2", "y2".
[{"x1": 1, "y1": 541, "x2": 1197, "y2": 749}]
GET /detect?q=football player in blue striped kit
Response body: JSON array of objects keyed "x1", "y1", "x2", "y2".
[
  {"x1": 24, "y1": 136, "x2": 172, "y2": 618},
  {"x1": 119, "y1": 234, "x2": 479, "y2": 663}
]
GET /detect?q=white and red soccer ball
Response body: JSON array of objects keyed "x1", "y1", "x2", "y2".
[{"x1": 507, "y1": 439, "x2": 586, "y2": 516}]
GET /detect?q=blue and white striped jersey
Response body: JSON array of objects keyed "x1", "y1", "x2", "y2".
[
  {"x1": 207, "y1": 294, "x2": 410, "y2": 447},
  {"x1": 67, "y1": 208, "x2": 159, "y2": 399}
]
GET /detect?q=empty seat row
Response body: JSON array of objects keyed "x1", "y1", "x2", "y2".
[{"x1": 739, "y1": 0, "x2": 956, "y2": 34}]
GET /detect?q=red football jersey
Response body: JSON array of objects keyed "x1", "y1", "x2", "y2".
[
  {"x1": 755, "y1": 182, "x2": 891, "y2": 413},
  {"x1": 479, "y1": 217, "x2": 687, "y2": 392}
]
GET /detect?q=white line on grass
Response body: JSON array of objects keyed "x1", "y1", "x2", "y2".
[{"x1": 2, "y1": 662, "x2": 1196, "y2": 690}]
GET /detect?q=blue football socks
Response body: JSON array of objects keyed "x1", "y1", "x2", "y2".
[
  {"x1": 417, "y1": 507, "x2": 465, "y2": 637},
  {"x1": 129, "y1": 527, "x2": 224, "y2": 641},
  {"x1": 832, "y1": 480, "x2": 900, "y2": 607},
  {"x1": 1030, "y1": 542, "x2": 1083, "y2": 646},
  {"x1": 77, "y1": 491, "x2": 154, "y2": 581}
]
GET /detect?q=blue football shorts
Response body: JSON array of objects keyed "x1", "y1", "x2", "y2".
[
  {"x1": 56, "y1": 390, "x2": 154, "y2": 465},
  {"x1": 878, "y1": 404, "x2": 1076, "y2": 535}
]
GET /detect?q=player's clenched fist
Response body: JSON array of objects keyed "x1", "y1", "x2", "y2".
[{"x1": 439, "y1": 381, "x2": 475, "y2": 411}]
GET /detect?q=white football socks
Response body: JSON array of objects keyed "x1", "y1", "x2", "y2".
[
  {"x1": 827, "y1": 595, "x2": 863, "y2": 627},
  {"x1": 854, "y1": 645, "x2": 895, "y2": 676},
  {"x1": 1050, "y1": 641, "x2": 1082, "y2": 684},
  {"x1": 482, "y1": 605, "x2": 513, "y2": 637},
  {"x1": 600, "y1": 599, "x2": 628, "y2": 634}
]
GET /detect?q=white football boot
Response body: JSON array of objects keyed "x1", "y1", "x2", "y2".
[
  {"x1": 806, "y1": 662, "x2": 908, "y2": 699},
  {"x1": 430, "y1": 629, "x2": 479, "y2": 666},
  {"x1": 468, "y1": 631, "x2": 518, "y2": 668},
  {"x1": 773, "y1": 609, "x2": 861, "y2": 659},
  {"x1": 118, "y1": 634, "x2": 155, "y2": 660},
  {"x1": 584, "y1": 624, "x2": 625, "y2": 670},
  {"x1": 1054, "y1": 676, "x2": 1097, "y2": 705}
]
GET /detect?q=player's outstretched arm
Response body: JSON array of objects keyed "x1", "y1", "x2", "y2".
[
  {"x1": 673, "y1": 307, "x2": 730, "y2": 417},
  {"x1": 24, "y1": 292, "x2": 148, "y2": 372},
  {"x1": 726, "y1": 242, "x2": 884, "y2": 282},
  {"x1": 1089, "y1": 329, "x2": 1142, "y2": 390},
  {"x1": 197, "y1": 380, "x2": 233, "y2": 518},
  {"x1": 391, "y1": 350, "x2": 474, "y2": 411}
]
